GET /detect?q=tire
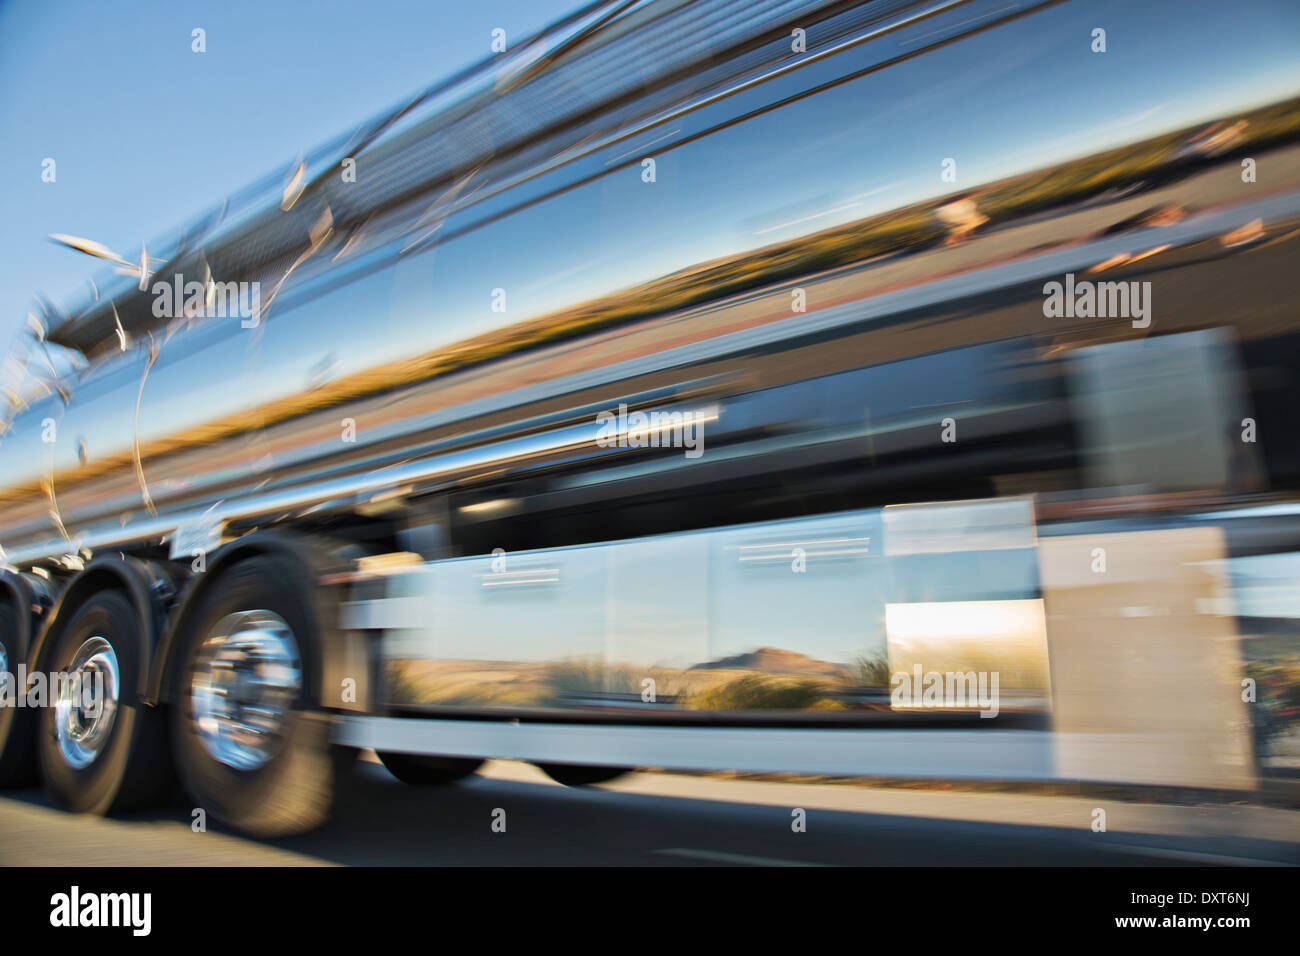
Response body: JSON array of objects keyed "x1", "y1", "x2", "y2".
[
  {"x1": 170, "y1": 554, "x2": 351, "y2": 837},
  {"x1": 37, "y1": 590, "x2": 172, "y2": 813},
  {"x1": 537, "y1": 763, "x2": 627, "y2": 787},
  {"x1": 377, "y1": 752, "x2": 483, "y2": 785},
  {"x1": 0, "y1": 599, "x2": 39, "y2": 788}
]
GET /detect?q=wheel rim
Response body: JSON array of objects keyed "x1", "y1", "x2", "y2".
[
  {"x1": 191, "y1": 610, "x2": 301, "y2": 771},
  {"x1": 0, "y1": 640, "x2": 9, "y2": 697},
  {"x1": 54, "y1": 637, "x2": 120, "y2": 769}
]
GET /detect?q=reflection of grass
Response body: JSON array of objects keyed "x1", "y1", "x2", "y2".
[
  {"x1": 546, "y1": 658, "x2": 681, "y2": 701},
  {"x1": 851, "y1": 654, "x2": 892, "y2": 690},
  {"x1": 386, "y1": 661, "x2": 425, "y2": 705},
  {"x1": 1243, "y1": 658, "x2": 1300, "y2": 755},
  {"x1": 385, "y1": 660, "x2": 544, "y2": 707},
  {"x1": 423, "y1": 686, "x2": 540, "y2": 707},
  {"x1": 686, "y1": 675, "x2": 843, "y2": 712},
  {"x1": 548, "y1": 658, "x2": 636, "y2": 695},
  {"x1": 414, "y1": 683, "x2": 543, "y2": 707}
]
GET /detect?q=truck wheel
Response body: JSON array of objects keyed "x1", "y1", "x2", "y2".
[
  {"x1": 377, "y1": 752, "x2": 483, "y2": 785},
  {"x1": 538, "y1": 763, "x2": 627, "y2": 787},
  {"x1": 170, "y1": 555, "x2": 350, "y2": 836},
  {"x1": 0, "y1": 600, "x2": 39, "y2": 788},
  {"x1": 37, "y1": 590, "x2": 172, "y2": 813}
]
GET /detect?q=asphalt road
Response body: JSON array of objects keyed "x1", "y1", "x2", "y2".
[{"x1": 1, "y1": 757, "x2": 1296, "y2": 866}]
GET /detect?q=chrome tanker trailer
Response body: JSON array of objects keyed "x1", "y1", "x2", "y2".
[{"x1": 1, "y1": 0, "x2": 1298, "y2": 834}]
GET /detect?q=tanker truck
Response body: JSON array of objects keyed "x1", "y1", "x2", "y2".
[{"x1": 2, "y1": 0, "x2": 1299, "y2": 835}]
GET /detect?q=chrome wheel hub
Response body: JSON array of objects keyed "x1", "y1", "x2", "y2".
[
  {"x1": 54, "y1": 637, "x2": 120, "y2": 769},
  {"x1": 191, "y1": 610, "x2": 301, "y2": 771}
]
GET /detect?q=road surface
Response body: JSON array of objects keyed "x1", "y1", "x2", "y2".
[{"x1": 1, "y1": 757, "x2": 1296, "y2": 866}]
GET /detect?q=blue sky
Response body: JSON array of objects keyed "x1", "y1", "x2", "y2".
[{"x1": 0, "y1": 0, "x2": 582, "y2": 354}]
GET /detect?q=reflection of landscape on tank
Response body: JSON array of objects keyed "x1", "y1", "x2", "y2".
[{"x1": 382, "y1": 502, "x2": 1050, "y2": 716}]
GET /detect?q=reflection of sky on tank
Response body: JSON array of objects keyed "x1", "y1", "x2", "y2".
[
  {"x1": 366, "y1": 0, "x2": 1300, "y2": 384},
  {"x1": 5, "y1": 0, "x2": 1300, "y2": 437},
  {"x1": 0, "y1": 0, "x2": 583, "y2": 385}
]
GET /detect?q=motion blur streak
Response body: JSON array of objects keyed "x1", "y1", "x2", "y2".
[{"x1": 1, "y1": 0, "x2": 1298, "y2": 842}]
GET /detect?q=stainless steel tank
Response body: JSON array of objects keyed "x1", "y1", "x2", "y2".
[{"x1": 2, "y1": 0, "x2": 1298, "y2": 565}]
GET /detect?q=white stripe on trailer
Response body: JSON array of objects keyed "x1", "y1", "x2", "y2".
[{"x1": 334, "y1": 716, "x2": 1056, "y2": 780}]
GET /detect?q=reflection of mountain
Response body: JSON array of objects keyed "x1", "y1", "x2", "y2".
[
  {"x1": 690, "y1": 647, "x2": 849, "y2": 681},
  {"x1": 386, "y1": 650, "x2": 855, "y2": 711}
]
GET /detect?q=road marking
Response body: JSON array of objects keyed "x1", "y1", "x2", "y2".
[
  {"x1": 652, "y1": 848, "x2": 831, "y2": 867},
  {"x1": 1107, "y1": 843, "x2": 1296, "y2": 867}
]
